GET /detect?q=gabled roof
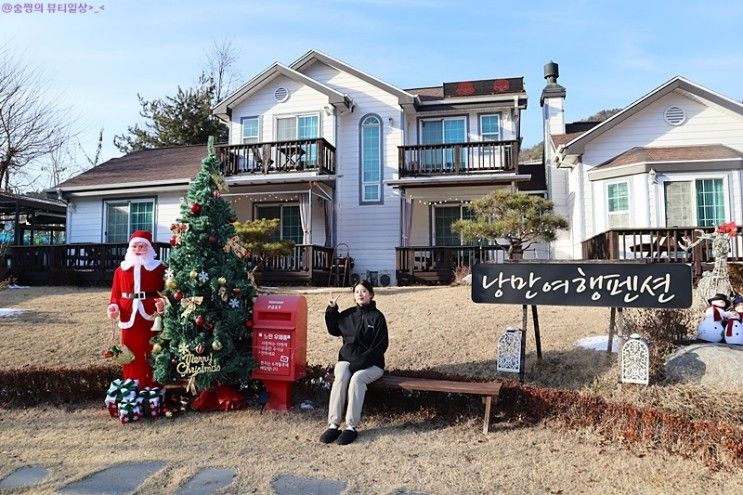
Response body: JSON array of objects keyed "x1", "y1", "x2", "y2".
[
  {"x1": 560, "y1": 77, "x2": 743, "y2": 155},
  {"x1": 592, "y1": 144, "x2": 743, "y2": 171},
  {"x1": 213, "y1": 62, "x2": 352, "y2": 121},
  {"x1": 56, "y1": 145, "x2": 206, "y2": 192},
  {"x1": 289, "y1": 49, "x2": 417, "y2": 107}
]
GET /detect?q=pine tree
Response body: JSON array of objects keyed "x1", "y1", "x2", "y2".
[{"x1": 151, "y1": 137, "x2": 256, "y2": 391}]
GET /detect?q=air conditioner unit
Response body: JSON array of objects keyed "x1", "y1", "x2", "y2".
[
  {"x1": 366, "y1": 270, "x2": 394, "y2": 287},
  {"x1": 378, "y1": 270, "x2": 394, "y2": 287}
]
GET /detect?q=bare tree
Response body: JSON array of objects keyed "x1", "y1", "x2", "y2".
[
  {"x1": 0, "y1": 50, "x2": 73, "y2": 191},
  {"x1": 204, "y1": 37, "x2": 240, "y2": 106},
  {"x1": 79, "y1": 127, "x2": 104, "y2": 168}
]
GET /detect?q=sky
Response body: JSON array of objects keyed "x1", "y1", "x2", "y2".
[{"x1": 3, "y1": 0, "x2": 743, "y2": 189}]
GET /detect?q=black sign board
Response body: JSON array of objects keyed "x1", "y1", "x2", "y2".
[
  {"x1": 443, "y1": 77, "x2": 524, "y2": 98},
  {"x1": 472, "y1": 263, "x2": 692, "y2": 308}
]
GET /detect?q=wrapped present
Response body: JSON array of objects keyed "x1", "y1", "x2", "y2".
[
  {"x1": 118, "y1": 398, "x2": 143, "y2": 424},
  {"x1": 104, "y1": 378, "x2": 139, "y2": 417},
  {"x1": 137, "y1": 387, "x2": 162, "y2": 418}
]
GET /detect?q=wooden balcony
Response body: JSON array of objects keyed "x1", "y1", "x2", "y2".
[
  {"x1": 396, "y1": 245, "x2": 506, "y2": 285},
  {"x1": 398, "y1": 140, "x2": 519, "y2": 177},
  {"x1": 581, "y1": 227, "x2": 743, "y2": 277},
  {"x1": 8, "y1": 243, "x2": 334, "y2": 286},
  {"x1": 215, "y1": 138, "x2": 336, "y2": 177}
]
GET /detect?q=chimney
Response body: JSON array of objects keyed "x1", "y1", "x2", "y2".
[{"x1": 540, "y1": 60, "x2": 566, "y2": 135}]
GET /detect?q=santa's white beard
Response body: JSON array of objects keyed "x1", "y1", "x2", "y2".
[{"x1": 124, "y1": 250, "x2": 155, "y2": 267}]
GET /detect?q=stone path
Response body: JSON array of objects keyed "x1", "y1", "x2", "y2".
[{"x1": 0, "y1": 463, "x2": 431, "y2": 494}]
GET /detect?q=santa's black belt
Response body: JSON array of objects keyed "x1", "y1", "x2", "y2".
[{"x1": 121, "y1": 291, "x2": 160, "y2": 299}]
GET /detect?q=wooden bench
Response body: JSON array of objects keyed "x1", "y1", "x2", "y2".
[{"x1": 369, "y1": 375, "x2": 502, "y2": 434}]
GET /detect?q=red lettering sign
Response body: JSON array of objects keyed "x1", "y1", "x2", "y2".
[
  {"x1": 493, "y1": 79, "x2": 510, "y2": 93},
  {"x1": 455, "y1": 82, "x2": 476, "y2": 96}
]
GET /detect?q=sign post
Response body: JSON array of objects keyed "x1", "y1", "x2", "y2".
[{"x1": 472, "y1": 262, "x2": 693, "y2": 381}]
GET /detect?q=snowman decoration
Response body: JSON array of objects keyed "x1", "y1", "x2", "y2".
[
  {"x1": 698, "y1": 293, "x2": 732, "y2": 343},
  {"x1": 724, "y1": 294, "x2": 743, "y2": 345}
]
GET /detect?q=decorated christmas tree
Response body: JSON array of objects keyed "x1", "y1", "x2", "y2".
[{"x1": 151, "y1": 137, "x2": 256, "y2": 392}]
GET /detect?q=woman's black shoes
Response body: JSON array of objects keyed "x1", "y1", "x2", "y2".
[
  {"x1": 319, "y1": 428, "x2": 342, "y2": 443},
  {"x1": 336, "y1": 429, "x2": 358, "y2": 445}
]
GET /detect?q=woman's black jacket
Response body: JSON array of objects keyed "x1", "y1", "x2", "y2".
[{"x1": 325, "y1": 301, "x2": 389, "y2": 373}]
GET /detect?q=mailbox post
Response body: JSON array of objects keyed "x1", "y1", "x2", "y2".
[{"x1": 252, "y1": 295, "x2": 308, "y2": 412}]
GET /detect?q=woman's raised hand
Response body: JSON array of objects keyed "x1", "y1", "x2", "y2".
[{"x1": 328, "y1": 293, "x2": 340, "y2": 308}]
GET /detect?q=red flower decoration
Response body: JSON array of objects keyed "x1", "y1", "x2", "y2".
[{"x1": 717, "y1": 221, "x2": 737, "y2": 236}]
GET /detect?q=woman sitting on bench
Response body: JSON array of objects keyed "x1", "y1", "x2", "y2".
[{"x1": 320, "y1": 280, "x2": 389, "y2": 445}]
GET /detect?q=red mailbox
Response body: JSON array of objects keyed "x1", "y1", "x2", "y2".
[{"x1": 252, "y1": 294, "x2": 307, "y2": 412}]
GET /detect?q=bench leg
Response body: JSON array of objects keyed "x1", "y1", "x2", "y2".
[{"x1": 482, "y1": 396, "x2": 492, "y2": 434}]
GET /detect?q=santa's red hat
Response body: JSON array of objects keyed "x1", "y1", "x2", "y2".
[{"x1": 129, "y1": 230, "x2": 153, "y2": 246}]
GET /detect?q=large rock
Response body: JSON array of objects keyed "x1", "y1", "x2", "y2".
[{"x1": 665, "y1": 343, "x2": 743, "y2": 390}]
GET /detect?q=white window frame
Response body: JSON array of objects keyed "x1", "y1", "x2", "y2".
[
  {"x1": 274, "y1": 113, "x2": 320, "y2": 141},
  {"x1": 103, "y1": 198, "x2": 155, "y2": 243},
  {"x1": 479, "y1": 114, "x2": 501, "y2": 141},
  {"x1": 606, "y1": 180, "x2": 630, "y2": 229},
  {"x1": 241, "y1": 116, "x2": 259, "y2": 144},
  {"x1": 360, "y1": 114, "x2": 383, "y2": 205},
  {"x1": 254, "y1": 203, "x2": 302, "y2": 244},
  {"x1": 658, "y1": 174, "x2": 729, "y2": 227}
]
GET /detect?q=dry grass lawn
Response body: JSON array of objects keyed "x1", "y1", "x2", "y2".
[{"x1": 1, "y1": 285, "x2": 742, "y2": 494}]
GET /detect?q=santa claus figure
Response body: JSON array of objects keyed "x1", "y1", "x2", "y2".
[
  {"x1": 107, "y1": 230, "x2": 166, "y2": 387},
  {"x1": 698, "y1": 293, "x2": 731, "y2": 343},
  {"x1": 724, "y1": 294, "x2": 743, "y2": 345}
]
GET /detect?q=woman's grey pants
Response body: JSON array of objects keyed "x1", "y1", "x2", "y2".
[{"x1": 328, "y1": 361, "x2": 384, "y2": 428}]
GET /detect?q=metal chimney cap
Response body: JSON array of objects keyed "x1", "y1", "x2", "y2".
[{"x1": 544, "y1": 61, "x2": 559, "y2": 82}]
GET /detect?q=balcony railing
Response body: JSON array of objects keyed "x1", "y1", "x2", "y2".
[
  {"x1": 215, "y1": 138, "x2": 336, "y2": 177},
  {"x1": 396, "y1": 245, "x2": 506, "y2": 285},
  {"x1": 8, "y1": 243, "x2": 334, "y2": 286},
  {"x1": 581, "y1": 227, "x2": 743, "y2": 277},
  {"x1": 398, "y1": 139, "x2": 519, "y2": 177}
]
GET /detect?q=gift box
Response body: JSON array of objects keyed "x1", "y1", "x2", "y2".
[
  {"x1": 104, "y1": 378, "x2": 139, "y2": 418},
  {"x1": 137, "y1": 387, "x2": 163, "y2": 418},
  {"x1": 118, "y1": 398, "x2": 143, "y2": 424}
]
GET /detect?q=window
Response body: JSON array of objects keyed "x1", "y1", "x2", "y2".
[
  {"x1": 664, "y1": 179, "x2": 725, "y2": 227},
  {"x1": 360, "y1": 115, "x2": 382, "y2": 203},
  {"x1": 105, "y1": 200, "x2": 154, "y2": 243},
  {"x1": 256, "y1": 204, "x2": 302, "y2": 244},
  {"x1": 241, "y1": 117, "x2": 259, "y2": 144},
  {"x1": 607, "y1": 182, "x2": 629, "y2": 228},
  {"x1": 480, "y1": 114, "x2": 501, "y2": 141},
  {"x1": 434, "y1": 205, "x2": 475, "y2": 246},
  {"x1": 277, "y1": 114, "x2": 319, "y2": 167},
  {"x1": 420, "y1": 117, "x2": 466, "y2": 170}
]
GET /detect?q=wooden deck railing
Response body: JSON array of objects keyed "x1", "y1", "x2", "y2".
[
  {"x1": 396, "y1": 245, "x2": 506, "y2": 285},
  {"x1": 581, "y1": 227, "x2": 743, "y2": 276},
  {"x1": 215, "y1": 138, "x2": 336, "y2": 177},
  {"x1": 8, "y1": 243, "x2": 334, "y2": 286},
  {"x1": 398, "y1": 139, "x2": 519, "y2": 177}
]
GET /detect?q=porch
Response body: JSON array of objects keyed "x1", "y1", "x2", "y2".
[
  {"x1": 7, "y1": 243, "x2": 334, "y2": 286},
  {"x1": 398, "y1": 139, "x2": 519, "y2": 176},
  {"x1": 396, "y1": 245, "x2": 506, "y2": 285},
  {"x1": 581, "y1": 227, "x2": 743, "y2": 276},
  {"x1": 215, "y1": 138, "x2": 336, "y2": 177}
]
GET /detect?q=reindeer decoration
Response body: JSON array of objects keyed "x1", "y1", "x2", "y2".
[{"x1": 678, "y1": 222, "x2": 738, "y2": 311}]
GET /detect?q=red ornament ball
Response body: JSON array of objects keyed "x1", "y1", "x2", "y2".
[
  {"x1": 244, "y1": 319, "x2": 252, "y2": 329},
  {"x1": 190, "y1": 203, "x2": 202, "y2": 214},
  {"x1": 173, "y1": 291, "x2": 183, "y2": 301},
  {"x1": 195, "y1": 315, "x2": 205, "y2": 327},
  {"x1": 171, "y1": 358, "x2": 178, "y2": 364},
  {"x1": 169, "y1": 236, "x2": 177, "y2": 246},
  {"x1": 232, "y1": 287, "x2": 241, "y2": 295}
]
